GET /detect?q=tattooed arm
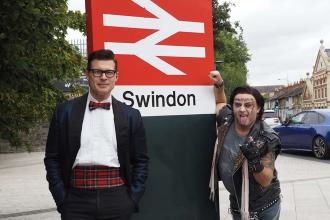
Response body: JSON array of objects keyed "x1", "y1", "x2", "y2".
[{"x1": 253, "y1": 151, "x2": 275, "y2": 187}]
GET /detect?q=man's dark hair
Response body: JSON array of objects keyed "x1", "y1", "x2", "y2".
[
  {"x1": 87, "y1": 49, "x2": 118, "y2": 71},
  {"x1": 229, "y1": 86, "x2": 264, "y2": 120}
]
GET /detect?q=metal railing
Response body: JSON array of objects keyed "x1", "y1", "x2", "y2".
[{"x1": 69, "y1": 38, "x2": 87, "y2": 57}]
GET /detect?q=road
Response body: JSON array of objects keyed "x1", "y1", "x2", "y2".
[{"x1": 0, "y1": 152, "x2": 329, "y2": 219}]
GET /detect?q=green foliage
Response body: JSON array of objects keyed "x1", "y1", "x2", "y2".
[
  {"x1": 25, "y1": 143, "x2": 33, "y2": 153},
  {"x1": 67, "y1": 10, "x2": 86, "y2": 35},
  {"x1": 0, "y1": 0, "x2": 85, "y2": 147},
  {"x1": 212, "y1": 1, "x2": 250, "y2": 97}
]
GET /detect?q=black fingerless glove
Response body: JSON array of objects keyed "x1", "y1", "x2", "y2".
[{"x1": 240, "y1": 140, "x2": 264, "y2": 173}]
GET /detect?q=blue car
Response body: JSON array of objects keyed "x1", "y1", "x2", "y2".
[{"x1": 273, "y1": 109, "x2": 330, "y2": 159}]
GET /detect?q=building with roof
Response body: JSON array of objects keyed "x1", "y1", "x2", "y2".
[
  {"x1": 266, "y1": 40, "x2": 330, "y2": 120},
  {"x1": 268, "y1": 81, "x2": 305, "y2": 120},
  {"x1": 255, "y1": 85, "x2": 284, "y2": 110},
  {"x1": 255, "y1": 85, "x2": 284, "y2": 96},
  {"x1": 307, "y1": 40, "x2": 330, "y2": 109},
  {"x1": 254, "y1": 85, "x2": 284, "y2": 100},
  {"x1": 302, "y1": 73, "x2": 313, "y2": 109}
]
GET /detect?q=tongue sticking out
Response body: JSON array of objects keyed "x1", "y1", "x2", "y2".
[{"x1": 240, "y1": 116, "x2": 248, "y2": 125}]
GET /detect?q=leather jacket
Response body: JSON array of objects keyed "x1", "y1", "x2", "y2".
[{"x1": 214, "y1": 105, "x2": 281, "y2": 213}]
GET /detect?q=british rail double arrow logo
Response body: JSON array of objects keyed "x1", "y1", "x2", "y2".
[{"x1": 103, "y1": 0, "x2": 206, "y2": 75}]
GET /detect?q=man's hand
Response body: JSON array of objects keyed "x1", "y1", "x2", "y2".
[
  {"x1": 240, "y1": 137, "x2": 264, "y2": 173},
  {"x1": 209, "y1": 70, "x2": 224, "y2": 88}
]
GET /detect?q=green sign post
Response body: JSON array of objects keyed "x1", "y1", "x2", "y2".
[{"x1": 134, "y1": 115, "x2": 218, "y2": 219}]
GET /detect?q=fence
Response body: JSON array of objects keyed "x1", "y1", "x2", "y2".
[{"x1": 69, "y1": 38, "x2": 87, "y2": 57}]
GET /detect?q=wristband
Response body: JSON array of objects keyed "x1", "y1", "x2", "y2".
[{"x1": 214, "y1": 80, "x2": 224, "y2": 88}]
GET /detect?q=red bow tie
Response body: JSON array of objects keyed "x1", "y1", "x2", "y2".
[{"x1": 89, "y1": 101, "x2": 111, "y2": 111}]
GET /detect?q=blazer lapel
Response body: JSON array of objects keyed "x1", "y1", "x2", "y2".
[
  {"x1": 112, "y1": 97, "x2": 129, "y2": 165},
  {"x1": 68, "y1": 93, "x2": 88, "y2": 163}
]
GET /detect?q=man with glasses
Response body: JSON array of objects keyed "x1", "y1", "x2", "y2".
[
  {"x1": 45, "y1": 49, "x2": 149, "y2": 220},
  {"x1": 209, "y1": 71, "x2": 281, "y2": 220}
]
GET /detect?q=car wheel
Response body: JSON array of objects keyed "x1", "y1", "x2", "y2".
[{"x1": 312, "y1": 136, "x2": 329, "y2": 159}]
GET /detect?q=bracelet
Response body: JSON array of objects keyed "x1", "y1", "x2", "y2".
[{"x1": 214, "y1": 80, "x2": 224, "y2": 88}]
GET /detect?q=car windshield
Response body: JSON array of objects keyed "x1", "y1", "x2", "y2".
[
  {"x1": 317, "y1": 110, "x2": 330, "y2": 118},
  {"x1": 264, "y1": 112, "x2": 277, "y2": 118}
]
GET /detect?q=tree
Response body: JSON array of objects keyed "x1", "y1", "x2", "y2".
[
  {"x1": 0, "y1": 0, "x2": 85, "y2": 147},
  {"x1": 67, "y1": 10, "x2": 86, "y2": 35},
  {"x1": 212, "y1": 0, "x2": 250, "y2": 97}
]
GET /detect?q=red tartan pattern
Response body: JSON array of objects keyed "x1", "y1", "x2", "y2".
[
  {"x1": 71, "y1": 165, "x2": 125, "y2": 189},
  {"x1": 89, "y1": 101, "x2": 111, "y2": 111}
]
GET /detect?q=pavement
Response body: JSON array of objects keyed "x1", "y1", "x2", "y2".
[
  {"x1": 0, "y1": 152, "x2": 330, "y2": 219},
  {"x1": 219, "y1": 152, "x2": 330, "y2": 220}
]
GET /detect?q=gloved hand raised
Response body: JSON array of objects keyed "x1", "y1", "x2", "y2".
[{"x1": 240, "y1": 137, "x2": 264, "y2": 173}]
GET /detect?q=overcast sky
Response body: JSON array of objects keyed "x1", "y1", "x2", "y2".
[
  {"x1": 67, "y1": 0, "x2": 330, "y2": 86},
  {"x1": 228, "y1": 0, "x2": 330, "y2": 86}
]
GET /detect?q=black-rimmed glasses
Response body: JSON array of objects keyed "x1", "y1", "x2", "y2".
[{"x1": 89, "y1": 69, "x2": 117, "y2": 78}]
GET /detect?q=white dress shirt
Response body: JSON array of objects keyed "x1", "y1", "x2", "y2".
[{"x1": 73, "y1": 92, "x2": 120, "y2": 168}]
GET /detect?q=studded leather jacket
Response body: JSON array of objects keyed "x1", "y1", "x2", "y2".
[{"x1": 213, "y1": 105, "x2": 281, "y2": 213}]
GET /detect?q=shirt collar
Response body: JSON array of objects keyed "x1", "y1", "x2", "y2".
[{"x1": 87, "y1": 90, "x2": 112, "y2": 104}]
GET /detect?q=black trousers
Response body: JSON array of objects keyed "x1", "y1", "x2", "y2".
[{"x1": 61, "y1": 185, "x2": 135, "y2": 220}]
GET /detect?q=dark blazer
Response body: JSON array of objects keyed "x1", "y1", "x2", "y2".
[{"x1": 44, "y1": 93, "x2": 149, "y2": 211}]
